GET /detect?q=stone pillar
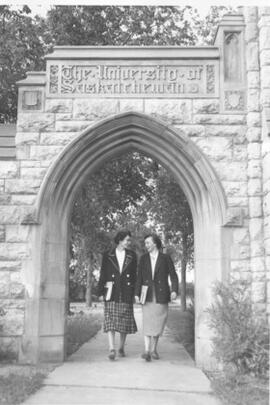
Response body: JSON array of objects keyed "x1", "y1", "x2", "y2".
[
  {"x1": 244, "y1": 7, "x2": 266, "y2": 306},
  {"x1": 214, "y1": 13, "x2": 251, "y2": 281},
  {"x1": 0, "y1": 73, "x2": 47, "y2": 361},
  {"x1": 258, "y1": 7, "x2": 270, "y2": 319}
]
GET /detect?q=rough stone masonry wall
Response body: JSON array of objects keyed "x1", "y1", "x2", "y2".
[
  {"x1": 258, "y1": 7, "x2": 270, "y2": 319},
  {"x1": 244, "y1": 7, "x2": 266, "y2": 307},
  {"x1": 0, "y1": 158, "x2": 27, "y2": 360}
]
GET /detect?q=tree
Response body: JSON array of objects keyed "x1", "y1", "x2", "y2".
[
  {"x1": 0, "y1": 6, "x2": 47, "y2": 122},
  {"x1": 46, "y1": 6, "x2": 197, "y2": 46}
]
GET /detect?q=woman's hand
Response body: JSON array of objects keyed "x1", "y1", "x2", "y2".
[
  {"x1": 98, "y1": 295, "x2": 104, "y2": 302},
  {"x1": 171, "y1": 291, "x2": 177, "y2": 301},
  {"x1": 135, "y1": 295, "x2": 140, "y2": 304}
]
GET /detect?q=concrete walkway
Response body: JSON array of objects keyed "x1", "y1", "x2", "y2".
[{"x1": 23, "y1": 308, "x2": 221, "y2": 405}]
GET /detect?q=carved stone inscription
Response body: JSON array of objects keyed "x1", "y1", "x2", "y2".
[{"x1": 47, "y1": 63, "x2": 218, "y2": 98}]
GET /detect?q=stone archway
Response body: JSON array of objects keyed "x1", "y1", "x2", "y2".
[{"x1": 21, "y1": 112, "x2": 228, "y2": 368}]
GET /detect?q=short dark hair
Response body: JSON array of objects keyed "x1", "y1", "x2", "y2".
[
  {"x1": 144, "y1": 233, "x2": 162, "y2": 250},
  {"x1": 114, "y1": 230, "x2": 131, "y2": 245}
]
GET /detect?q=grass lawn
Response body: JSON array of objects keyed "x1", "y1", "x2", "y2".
[
  {"x1": 0, "y1": 364, "x2": 55, "y2": 405},
  {"x1": 166, "y1": 304, "x2": 269, "y2": 405},
  {"x1": 66, "y1": 306, "x2": 103, "y2": 356},
  {"x1": 0, "y1": 306, "x2": 102, "y2": 405},
  {"x1": 166, "y1": 304, "x2": 195, "y2": 359}
]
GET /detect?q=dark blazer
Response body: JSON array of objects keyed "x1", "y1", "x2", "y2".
[
  {"x1": 135, "y1": 252, "x2": 178, "y2": 304},
  {"x1": 97, "y1": 248, "x2": 137, "y2": 304}
]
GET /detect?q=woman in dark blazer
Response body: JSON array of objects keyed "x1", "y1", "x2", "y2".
[
  {"x1": 98, "y1": 230, "x2": 137, "y2": 360},
  {"x1": 135, "y1": 234, "x2": 178, "y2": 361}
]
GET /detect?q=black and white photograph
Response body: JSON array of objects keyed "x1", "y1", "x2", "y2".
[{"x1": 0, "y1": 1, "x2": 269, "y2": 404}]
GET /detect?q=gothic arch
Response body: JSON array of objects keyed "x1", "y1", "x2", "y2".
[{"x1": 22, "y1": 112, "x2": 229, "y2": 367}]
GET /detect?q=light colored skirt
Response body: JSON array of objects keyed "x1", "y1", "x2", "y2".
[{"x1": 142, "y1": 288, "x2": 168, "y2": 336}]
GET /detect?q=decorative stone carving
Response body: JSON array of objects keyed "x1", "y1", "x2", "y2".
[
  {"x1": 22, "y1": 91, "x2": 42, "y2": 111},
  {"x1": 224, "y1": 32, "x2": 242, "y2": 82},
  {"x1": 49, "y1": 65, "x2": 59, "y2": 94},
  {"x1": 224, "y1": 91, "x2": 245, "y2": 111},
  {"x1": 21, "y1": 209, "x2": 39, "y2": 225},
  {"x1": 224, "y1": 207, "x2": 244, "y2": 227},
  {"x1": 206, "y1": 65, "x2": 215, "y2": 94},
  {"x1": 47, "y1": 62, "x2": 219, "y2": 98}
]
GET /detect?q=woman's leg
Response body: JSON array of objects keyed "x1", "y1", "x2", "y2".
[
  {"x1": 152, "y1": 336, "x2": 160, "y2": 359},
  {"x1": 144, "y1": 335, "x2": 151, "y2": 352},
  {"x1": 142, "y1": 336, "x2": 152, "y2": 361},
  {"x1": 152, "y1": 336, "x2": 159, "y2": 351},
  {"x1": 119, "y1": 333, "x2": 127, "y2": 356},
  {"x1": 108, "y1": 330, "x2": 115, "y2": 350}
]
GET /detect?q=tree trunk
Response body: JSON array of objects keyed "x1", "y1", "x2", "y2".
[
  {"x1": 86, "y1": 257, "x2": 92, "y2": 307},
  {"x1": 181, "y1": 233, "x2": 188, "y2": 312}
]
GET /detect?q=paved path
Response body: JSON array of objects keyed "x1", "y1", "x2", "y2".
[{"x1": 23, "y1": 308, "x2": 221, "y2": 405}]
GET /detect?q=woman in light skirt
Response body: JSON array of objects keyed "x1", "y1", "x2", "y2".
[{"x1": 135, "y1": 234, "x2": 178, "y2": 361}]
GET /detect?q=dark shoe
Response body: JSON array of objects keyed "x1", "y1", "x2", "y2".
[
  {"x1": 108, "y1": 349, "x2": 116, "y2": 360},
  {"x1": 141, "y1": 351, "x2": 151, "y2": 362},
  {"x1": 151, "y1": 351, "x2": 160, "y2": 360},
  {"x1": 118, "y1": 348, "x2": 126, "y2": 357}
]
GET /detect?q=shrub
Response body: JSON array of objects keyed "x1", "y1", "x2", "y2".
[
  {"x1": 0, "y1": 342, "x2": 18, "y2": 362},
  {"x1": 207, "y1": 279, "x2": 269, "y2": 377}
]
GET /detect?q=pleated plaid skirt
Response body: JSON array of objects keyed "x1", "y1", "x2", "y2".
[{"x1": 103, "y1": 301, "x2": 137, "y2": 334}]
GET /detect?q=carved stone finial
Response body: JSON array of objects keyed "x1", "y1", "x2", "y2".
[
  {"x1": 224, "y1": 207, "x2": 244, "y2": 227},
  {"x1": 21, "y1": 209, "x2": 40, "y2": 225}
]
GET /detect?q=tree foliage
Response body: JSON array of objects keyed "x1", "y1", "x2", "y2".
[
  {"x1": 71, "y1": 152, "x2": 155, "y2": 236},
  {"x1": 148, "y1": 165, "x2": 193, "y2": 260},
  {"x1": 0, "y1": 6, "x2": 47, "y2": 122},
  {"x1": 46, "y1": 6, "x2": 197, "y2": 46}
]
